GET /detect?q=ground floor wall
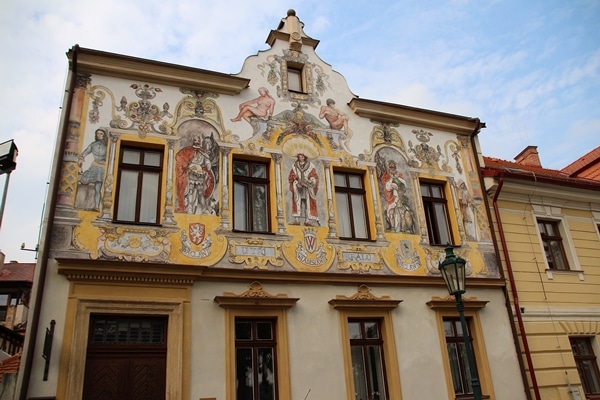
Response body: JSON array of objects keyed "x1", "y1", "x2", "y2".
[
  {"x1": 23, "y1": 266, "x2": 527, "y2": 400},
  {"x1": 517, "y1": 306, "x2": 600, "y2": 400}
]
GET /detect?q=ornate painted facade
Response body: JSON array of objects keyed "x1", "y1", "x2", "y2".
[{"x1": 19, "y1": 10, "x2": 527, "y2": 400}]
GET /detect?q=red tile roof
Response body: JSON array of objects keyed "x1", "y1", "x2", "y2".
[
  {"x1": 561, "y1": 146, "x2": 600, "y2": 181},
  {"x1": 0, "y1": 263, "x2": 35, "y2": 283},
  {"x1": 483, "y1": 156, "x2": 600, "y2": 189}
]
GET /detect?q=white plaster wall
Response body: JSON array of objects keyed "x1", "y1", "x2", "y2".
[
  {"x1": 189, "y1": 282, "x2": 528, "y2": 400},
  {"x1": 23, "y1": 259, "x2": 70, "y2": 397},
  {"x1": 191, "y1": 281, "x2": 228, "y2": 399}
]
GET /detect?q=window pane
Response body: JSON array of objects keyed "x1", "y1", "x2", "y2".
[
  {"x1": 364, "y1": 322, "x2": 379, "y2": 339},
  {"x1": 233, "y1": 161, "x2": 249, "y2": 176},
  {"x1": 89, "y1": 316, "x2": 166, "y2": 345},
  {"x1": 447, "y1": 343, "x2": 464, "y2": 394},
  {"x1": 366, "y1": 345, "x2": 387, "y2": 400},
  {"x1": 336, "y1": 192, "x2": 352, "y2": 237},
  {"x1": 349, "y1": 322, "x2": 362, "y2": 339},
  {"x1": 234, "y1": 182, "x2": 249, "y2": 231},
  {"x1": 348, "y1": 174, "x2": 362, "y2": 189},
  {"x1": 144, "y1": 151, "x2": 162, "y2": 167},
  {"x1": 236, "y1": 321, "x2": 252, "y2": 340},
  {"x1": 550, "y1": 240, "x2": 567, "y2": 270},
  {"x1": 351, "y1": 346, "x2": 368, "y2": 400},
  {"x1": 256, "y1": 322, "x2": 273, "y2": 340},
  {"x1": 253, "y1": 185, "x2": 268, "y2": 232},
  {"x1": 430, "y1": 185, "x2": 443, "y2": 198},
  {"x1": 139, "y1": 172, "x2": 159, "y2": 223},
  {"x1": 351, "y1": 194, "x2": 368, "y2": 239},
  {"x1": 444, "y1": 320, "x2": 454, "y2": 336},
  {"x1": 236, "y1": 348, "x2": 254, "y2": 400},
  {"x1": 122, "y1": 149, "x2": 140, "y2": 165},
  {"x1": 258, "y1": 348, "x2": 275, "y2": 400},
  {"x1": 582, "y1": 360, "x2": 600, "y2": 393},
  {"x1": 334, "y1": 173, "x2": 346, "y2": 187},
  {"x1": 116, "y1": 170, "x2": 138, "y2": 221},
  {"x1": 253, "y1": 164, "x2": 266, "y2": 179},
  {"x1": 459, "y1": 342, "x2": 474, "y2": 393},
  {"x1": 288, "y1": 69, "x2": 302, "y2": 92},
  {"x1": 434, "y1": 203, "x2": 451, "y2": 245}
]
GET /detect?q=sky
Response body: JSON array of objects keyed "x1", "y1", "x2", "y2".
[{"x1": 0, "y1": 0, "x2": 598, "y2": 262}]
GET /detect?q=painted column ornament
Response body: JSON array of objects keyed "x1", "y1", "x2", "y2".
[
  {"x1": 57, "y1": 73, "x2": 91, "y2": 211},
  {"x1": 99, "y1": 132, "x2": 120, "y2": 220},
  {"x1": 162, "y1": 139, "x2": 176, "y2": 225},
  {"x1": 367, "y1": 165, "x2": 385, "y2": 240},
  {"x1": 322, "y1": 161, "x2": 337, "y2": 238},
  {"x1": 272, "y1": 153, "x2": 286, "y2": 233},
  {"x1": 220, "y1": 147, "x2": 231, "y2": 229}
]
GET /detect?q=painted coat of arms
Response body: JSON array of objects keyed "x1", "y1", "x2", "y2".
[{"x1": 180, "y1": 223, "x2": 212, "y2": 258}]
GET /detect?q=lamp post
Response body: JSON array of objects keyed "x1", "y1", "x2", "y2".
[
  {"x1": 439, "y1": 245, "x2": 483, "y2": 400},
  {"x1": 0, "y1": 139, "x2": 18, "y2": 231}
]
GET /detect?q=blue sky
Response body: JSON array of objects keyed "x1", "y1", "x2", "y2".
[{"x1": 0, "y1": 0, "x2": 598, "y2": 262}]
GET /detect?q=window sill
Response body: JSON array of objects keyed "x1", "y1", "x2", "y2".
[
  {"x1": 338, "y1": 237, "x2": 377, "y2": 243},
  {"x1": 545, "y1": 268, "x2": 585, "y2": 281},
  {"x1": 112, "y1": 220, "x2": 162, "y2": 227}
]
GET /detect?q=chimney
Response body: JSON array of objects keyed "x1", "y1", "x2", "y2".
[{"x1": 514, "y1": 146, "x2": 542, "y2": 167}]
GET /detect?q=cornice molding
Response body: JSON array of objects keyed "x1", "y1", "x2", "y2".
[
  {"x1": 426, "y1": 295, "x2": 489, "y2": 311},
  {"x1": 487, "y1": 179, "x2": 600, "y2": 206},
  {"x1": 55, "y1": 258, "x2": 507, "y2": 288},
  {"x1": 214, "y1": 281, "x2": 299, "y2": 308},
  {"x1": 69, "y1": 46, "x2": 250, "y2": 95},
  {"x1": 265, "y1": 30, "x2": 320, "y2": 49},
  {"x1": 348, "y1": 98, "x2": 483, "y2": 135},
  {"x1": 61, "y1": 271, "x2": 196, "y2": 285},
  {"x1": 328, "y1": 284, "x2": 402, "y2": 310}
]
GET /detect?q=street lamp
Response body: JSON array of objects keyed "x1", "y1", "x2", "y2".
[
  {"x1": 0, "y1": 140, "x2": 18, "y2": 231},
  {"x1": 439, "y1": 245, "x2": 483, "y2": 400}
]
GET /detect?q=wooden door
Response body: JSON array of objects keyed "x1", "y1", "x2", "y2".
[{"x1": 82, "y1": 315, "x2": 167, "y2": 400}]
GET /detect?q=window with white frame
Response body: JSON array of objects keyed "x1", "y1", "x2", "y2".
[
  {"x1": 232, "y1": 159, "x2": 271, "y2": 233},
  {"x1": 114, "y1": 145, "x2": 163, "y2": 224},
  {"x1": 334, "y1": 171, "x2": 369, "y2": 239},
  {"x1": 421, "y1": 181, "x2": 453, "y2": 245},
  {"x1": 537, "y1": 219, "x2": 570, "y2": 270}
]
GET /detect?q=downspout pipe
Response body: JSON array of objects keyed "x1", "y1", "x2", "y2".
[
  {"x1": 490, "y1": 171, "x2": 541, "y2": 400},
  {"x1": 469, "y1": 123, "x2": 534, "y2": 400},
  {"x1": 17, "y1": 45, "x2": 80, "y2": 400}
]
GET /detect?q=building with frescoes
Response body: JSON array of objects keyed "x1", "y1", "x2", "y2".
[{"x1": 18, "y1": 10, "x2": 527, "y2": 400}]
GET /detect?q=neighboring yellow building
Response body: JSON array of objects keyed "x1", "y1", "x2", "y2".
[
  {"x1": 18, "y1": 10, "x2": 528, "y2": 400},
  {"x1": 483, "y1": 146, "x2": 600, "y2": 400}
]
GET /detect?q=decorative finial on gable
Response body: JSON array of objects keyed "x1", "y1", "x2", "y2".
[{"x1": 286, "y1": 9, "x2": 303, "y2": 52}]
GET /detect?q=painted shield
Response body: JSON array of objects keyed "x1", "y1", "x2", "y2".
[
  {"x1": 189, "y1": 223, "x2": 206, "y2": 245},
  {"x1": 303, "y1": 228, "x2": 317, "y2": 253}
]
